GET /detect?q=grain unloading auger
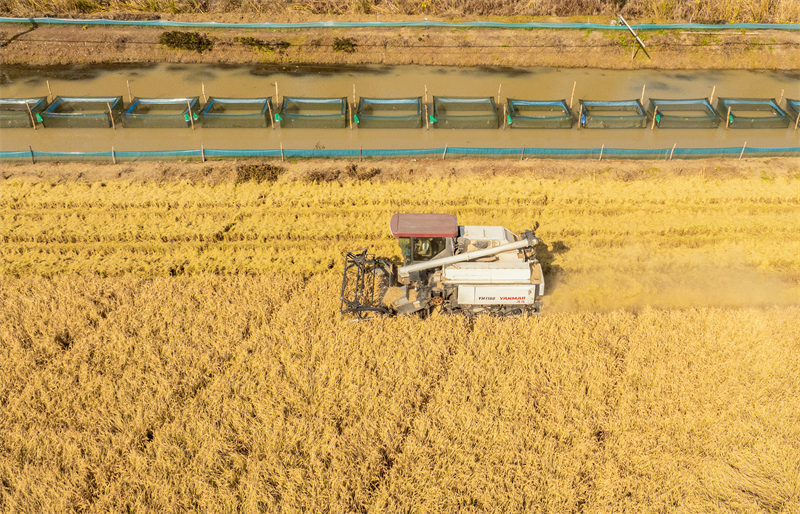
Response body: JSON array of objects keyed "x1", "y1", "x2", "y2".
[{"x1": 341, "y1": 213, "x2": 544, "y2": 318}]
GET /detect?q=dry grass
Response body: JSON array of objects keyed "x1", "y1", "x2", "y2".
[
  {"x1": 1, "y1": 165, "x2": 798, "y2": 511},
  {"x1": 1, "y1": 0, "x2": 799, "y2": 23}
]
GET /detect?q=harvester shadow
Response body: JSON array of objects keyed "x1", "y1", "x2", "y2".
[
  {"x1": 0, "y1": 20, "x2": 38, "y2": 49},
  {"x1": 536, "y1": 239, "x2": 569, "y2": 296}
]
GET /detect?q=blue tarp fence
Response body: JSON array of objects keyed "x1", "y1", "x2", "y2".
[
  {"x1": 2, "y1": 146, "x2": 797, "y2": 162},
  {"x1": 1, "y1": 17, "x2": 798, "y2": 30}
]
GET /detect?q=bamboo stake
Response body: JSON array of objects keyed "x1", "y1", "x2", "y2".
[
  {"x1": 126, "y1": 80, "x2": 132, "y2": 104},
  {"x1": 794, "y1": 112, "x2": 799, "y2": 132},
  {"x1": 280, "y1": 142, "x2": 284, "y2": 161},
  {"x1": 424, "y1": 85, "x2": 428, "y2": 105},
  {"x1": 29, "y1": 146, "x2": 34, "y2": 164},
  {"x1": 349, "y1": 102, "x2": 353, "y2": 130},
  {"x1": 425, "y1": 104, "x2": 429, "y2": 130},
  {"x1": 578, "y1": 104, "x2": 584, "y2": 129},
  {"x1": 107, "y1": 102, "x2": 116, "y2": 129},
  {"x1": 640, "y1": 84, "x2": 646, "y2": 105},
  {"x1": 739, "y1": 141, "x2": 747, "y2": 160},
  {"x1": 275, "y1": 82, "x2": 279, "y2": 105},
  {"x1": 352, "y1": 84, "x2": 356, "y2": 107},
  {"x1": 497, "y1": 84, "x2": 502, "y2": 105},
  {"x1": 267, "y1": 100, "x2": 274, "y2": 129},
  {"x1": 46, "y1": 80, "x2": 53, "y2": 102},
  {"x1": 25, "y1": 101, "x2": 36, "y2": 130},
  {"x1": 709, "y1": 85, "x2": 716, "y2": 104},
  {"x1": 520, "y1": 144, "x2": 525, "y2": 161},
  {"x1": 598, "y1": 144, "x2": 604, "y2": 161},
  {"x1": 651, "y1": 106, "x2": 658, "y2": 130},
  {"x1": 669, "y1": 143, "x2": 677, "y2": 160},
  {"x1": 187, "y1": 101, "x2": 194, "y2": 129},
  {"x1": 569, "y1": 81, "x2": 576, "y2": 109},
  {"x1": 503, "y1": 104, "x2": 507, "y2": 130},
  {"x1": 201, "y1": 144, "x2": 206, "y2": 162},
  {"x1": 778, "y1": 89, "x2": 784, "y2": 105},
  {"x1": 202, "y1": 83, "x2": 207, "y2": 103},
  {"x1": 725, "y1": 106, "x2": 732, "y2": 129},
  {"x1": 112, "y1": 146, "x2": 116, "y2": 164},
  {"x1": 442, "y1": 144, "x2": 447, "y2": 160}
]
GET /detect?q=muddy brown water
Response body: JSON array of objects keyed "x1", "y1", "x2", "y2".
[{"x1": 1, "y1": 64, "x2": 797, "y2": 152}]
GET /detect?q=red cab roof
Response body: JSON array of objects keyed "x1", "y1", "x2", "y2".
[{"x1": 390, "y1": 213, "x2": 458, "y2": 238}]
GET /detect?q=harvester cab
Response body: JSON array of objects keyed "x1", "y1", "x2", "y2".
[{"x1": 341, "y1": 213, "x2": 544, "y2": 318}]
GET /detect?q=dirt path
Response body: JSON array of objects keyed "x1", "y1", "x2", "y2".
[
  {"x1": 1, "y1": 22, "x2": 797, "y2": 69},
  {"x1": 2, "y1": 157, "x2": 795, "y2": 184}
]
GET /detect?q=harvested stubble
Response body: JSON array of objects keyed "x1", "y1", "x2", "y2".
[
  {"x1": 0, "y1": 274, "x2": 797, "y2": 512},
  {"x1": 1, "y1": 175, "x2": 797, "y2": 309}
]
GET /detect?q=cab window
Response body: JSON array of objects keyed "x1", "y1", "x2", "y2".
[
  {"x1": 412, "y1": 237, "x2": 446, "y2": 262},
  {"x1": 397, "y1": 237, "x2": 412, "y2": 263}
]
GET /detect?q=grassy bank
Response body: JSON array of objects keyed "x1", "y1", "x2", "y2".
[
  {"x1": 2, "y1": 0, "x2": 799, "y2": 23},
  {"x1": 1, "y1": 22, "x2": 797, "y2": 69}
]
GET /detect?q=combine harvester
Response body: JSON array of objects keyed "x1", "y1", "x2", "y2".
[{"x1": 341, "y1": 213, "x2": 544, "y2": 318}]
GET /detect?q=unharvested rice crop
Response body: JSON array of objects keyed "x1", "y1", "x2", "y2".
[{"x1": 1, "y1": 170, "x2": 798, "y2": 512}]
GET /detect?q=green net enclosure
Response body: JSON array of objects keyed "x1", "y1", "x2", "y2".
[
  {"x1": 279, "y1": 97, "x2": 347, "y2": 128},
  {"x1": 648, "y1": 98, "x2": 719, "y2": 129},
  {"x1": 122, "y1": 97, "x2": 200, "y2": 128},
  {"x1": 578, "y1": 99, "x2": 647, "y2": 129},
  {"x1": 507, "y1": 99, "x2": 573, "y2": 128},
  {"x1": 200, "y1": 97, "x2": 271, "y2": 128},
  {"x1": 0, "y1": 97, "x2": 48, "y2": 128},
  {"x1": 41, "y1": 96, "x2": 123, "y2": 128},
  {"x1": 432, "y1": 97, "x2": 499, "y2": 129},
  {"x1": 783, "y1": 98, "x2": 799, "y2": 121},
  {"x1": 716, "y1": 98, "x2": 790, "y2": 129},
  {"x1": 355, "y1": 97, "x2": 422, "y2": 129}
]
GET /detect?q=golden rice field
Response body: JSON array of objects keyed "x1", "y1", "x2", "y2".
[{"x1": 1, "y1": 168, "x2": 798, "y2": 512}]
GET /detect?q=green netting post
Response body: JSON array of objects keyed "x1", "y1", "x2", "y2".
[
  {"x1": 187, "y1": 100, "x2": 194, "y2": 129},
  {"x1": 268, "y1": 101, "x2": 275, "y2": 129},
  {"x1": 26, "y1": 102, "x2": 36, "y2": 130}
]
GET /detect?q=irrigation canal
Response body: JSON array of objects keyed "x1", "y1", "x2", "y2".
[{"x1": 1, "y1": 64, "x2": 797, "y2": 153}]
